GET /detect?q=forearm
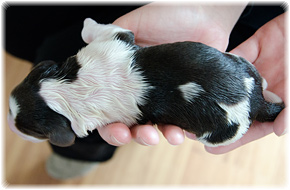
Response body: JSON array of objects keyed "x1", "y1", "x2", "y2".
[
  {"x1": 199, "y1": 3, "x2": 247, "y2": 34},
  {"x1": 147, "y1": 1, "x2": 247, "y2": 32}
]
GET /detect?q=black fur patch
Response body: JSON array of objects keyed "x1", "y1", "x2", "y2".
[
  {"x1": 204, "y1": 123, "x2": 239, "y2": 144},
  {"x1": 133, "y1": 42, "x2": 252, "y2": 136},
  {"x1": 114, "y1": 31, "x2": 135, "y2": 45},
  {"x1": 27, "y1": 56, "x2": 81, "y2": 85},
  {"x1": 55, "y1": 56, "x2": 81, "y2": 83},
  {"x1": 10, "y1": 56, "x2": 80, "y2": 146},
  {"x1": 12, "y1": 81, "x2": 74, "y2": 141}
]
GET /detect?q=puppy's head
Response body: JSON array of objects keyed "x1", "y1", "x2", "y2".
[{"x1": 8, "y1": 61, "x2": 76, "y2": 147}]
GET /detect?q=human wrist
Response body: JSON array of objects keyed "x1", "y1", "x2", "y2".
[{"x1": 201, "y1": 4, "x2": 247, "y2": 35}]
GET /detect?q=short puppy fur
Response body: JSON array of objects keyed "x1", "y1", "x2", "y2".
[{"x1": 8, "y1": 18, "x2": 285, "y2": 147}]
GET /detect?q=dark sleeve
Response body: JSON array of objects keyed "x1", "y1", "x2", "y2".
[
  {"x1": 227, "y1": 2, "x2": 285, "y2": 51},
  {"x1": 5, "y1": 5, "x2": 144, "y2": 63}
]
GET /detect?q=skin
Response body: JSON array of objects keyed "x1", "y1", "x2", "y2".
[{"x1": 93, "y1": 3, "x2": 286, "y2": 152}]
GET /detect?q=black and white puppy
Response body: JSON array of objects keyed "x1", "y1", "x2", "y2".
[{"x1": 8, "y1": 18, "x2": 285, "y2": 147}]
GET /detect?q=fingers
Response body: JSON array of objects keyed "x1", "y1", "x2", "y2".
[
  {"x1": 96, "y1": 123, "x2": 132, "y2": 146},
  {"x1": 131, "y1": 124, "x2": 160, "y2": 146},
  {"x1": 273, "y1": 108, "x2": 287, "y2": 136},
  {"x1": 263, "y1": 90, "x2": 283, "y2": 103},
  {"x1": 97, "y1": 123, "x2": 186, "y2": 146},
  {"x1": 131, "y1": 124, "x2": 185, "y2": 146},
  {"x1": 229, "y1": 35, "x2": 259, "y2": 63},
  {"x1": 158, "y1": 125, "x2": 185, "y2": 145}
]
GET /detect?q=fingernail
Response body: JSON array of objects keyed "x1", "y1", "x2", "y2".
[
  {"x1": 110, "y1": 135, "x2": 124, "y2": 146},
  {"x1": 280, "y1": 128, "x2": 288, "y2": 136},
  {"x1": 137, "y1": 137, "x2": 151, "y2": 146},
  {"x1": 263, "y1": 90, "x2": 283, "y2": 103},
  {"x1": 262, "y1": 78, "x2": 268, "y2": 90}
]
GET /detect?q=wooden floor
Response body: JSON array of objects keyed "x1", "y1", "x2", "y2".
[{"x1": 3, "y1": 52, "x2": 289, "y2": 186}]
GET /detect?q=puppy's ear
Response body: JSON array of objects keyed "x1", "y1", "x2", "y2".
[
  {"x1": 81, "y1": 18, "x2": 98, "y2": 44},
  {"x1": 27, "y1": 60, "x2": 59, "y2": 83},
  {"x1": 46, "y1": 112, "x2": 76, "y2": 147},
  {"x1": 49, "y1": 126, "x2": 76, "y2": 147}
]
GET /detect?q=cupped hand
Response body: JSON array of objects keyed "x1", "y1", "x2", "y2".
[
  {"x1": 205, "y1": 13, "x2": 287, "y2": 154},
  {"x1": 113, "y1": 2, "x2": 246, "y2": 50},
  {"x1": 96, "y1": 2, "x2": 247, "y2": 146}
]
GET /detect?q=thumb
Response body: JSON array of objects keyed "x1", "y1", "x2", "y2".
[
  {"x1": 263, "y1": 90, "x2": 287, "y2": 137},
  {"x1": 113, "y1": 10, "x2": 141, "y2": 33}
]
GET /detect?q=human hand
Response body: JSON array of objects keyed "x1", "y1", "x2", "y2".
[
  {"x1": 95, "y1": 2, "x2": 247, "y2": 146},
  {"x1": 113, "y1": 2, "x2": 246, "y2": 51},
  {"x1": 205, "y1": 13, "x2": 287, "y2": 154}
]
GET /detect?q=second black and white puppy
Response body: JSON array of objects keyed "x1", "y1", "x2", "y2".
[{"x1": 8, "y1": 18, "x2": 285, "y2": 147}]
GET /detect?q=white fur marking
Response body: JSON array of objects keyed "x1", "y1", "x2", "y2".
[
  {"x1": 40, "y1": 40, "x2": 147, "y2": 137},
  {"x1": 244, "y1": 77, "x2": 255, "y2": 94},
  {"x1": 197, "y1": 132, "x2": 212, "y2": 145},
  {"x1": 198, "y1": 77, "x2": 255, "y2": 147},
  {"x1": 9, "y1": 96, "x2": 19, "y2": 118},
  {"x1": 7, "y1": 99, "x2": 46, "y2": 143},
  {"x1": 179, "y1": 82, "x2": 204, "y2": 102}
]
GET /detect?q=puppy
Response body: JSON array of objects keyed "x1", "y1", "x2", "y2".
[{"x1": 8, "y1": 18, "x2": 285, "y2": 147}]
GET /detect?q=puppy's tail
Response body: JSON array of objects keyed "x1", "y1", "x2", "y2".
[{"x1": 255, "y1": 91, "x2": 285, "y2": 122}]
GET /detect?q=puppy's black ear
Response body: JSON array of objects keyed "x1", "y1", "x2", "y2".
[
  {"x1": 27, "y1": 60, "x2": 59, "y2": 83},
  {"x1": 45, "y1": 112, "x2": 76, "y2": 147},
  {"x1": 49, "y1": 126, "x2": 76, "y2": 147}
]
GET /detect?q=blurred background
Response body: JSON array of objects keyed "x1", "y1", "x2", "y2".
[{"x1": 3, "y1": 2, "x2": 288, "y2": 186}]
